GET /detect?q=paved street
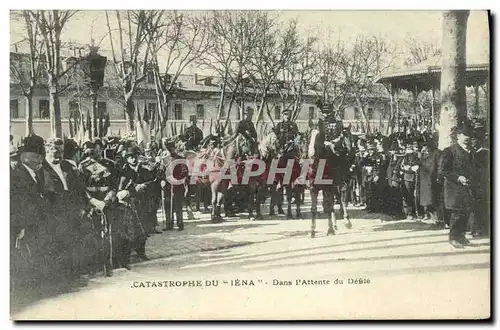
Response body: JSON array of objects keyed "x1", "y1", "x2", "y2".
[{"x1": 11, "y1": 192, "x2": 490, "y2": 320}]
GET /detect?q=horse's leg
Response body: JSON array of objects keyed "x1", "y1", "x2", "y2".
[
  {"x1": 325, "y1": 189, "x2": 336, "y2": 236},
  {"x1": 277, "y1": 186, "x2": 285, "y2": 214},
  {"x1": 247, "y1": 184, "x2": 255, "y2": 219},
  {"x1": 341, "y1": 183, "x2": 353, "y2": 229},
  {"x1": 269, "y1": 185, "x2": 276, "y2": 216},
  {"x1": 176, "y1": 190, "x2": 185, "y2": 231},
  {"x1": 195, "y1": 183, "x2": 201, "y2": 212},
  {"x1": 255, "y1": 183, "x2": 264, "y2": 220},
  {"x1": 310, "y1": 187, "x2": 318, "y2": 238},
  {"x1": 286, "y1": 185, "x2": 294, "y2": 219},
  {"x1": 295, "y1": 185, "x2": 304, "y2": 219},
  {"x1": 210, "y1": 181, "x2": 220, "y2": 223}
]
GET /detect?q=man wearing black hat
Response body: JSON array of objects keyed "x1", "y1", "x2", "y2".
[
  {"x1": 274, "y1": 109, "x2": 299, "y2": 153},
  {"x1": 182, "y1": 115, "x2": 204, "y2": 151},
  {"x1": 438, "y1": 121, "x2": 476, "y2": 248},
  {"x1": 11, "y1": 134, "x2": 50, "y2": 282},
  {"x1": 41, "y1": 138, "x2": 87, "y2": 278},
  {"x1": 469, "y1": 125, "x2": 489, "y2": 237}
]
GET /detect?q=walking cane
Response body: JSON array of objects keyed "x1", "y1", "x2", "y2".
[
  {"x1": 161, "y1": 189, "x2": 167, "y2": 229},
  {"x1": 170, "y1": 183, "x2": 174, "y2": 230}
]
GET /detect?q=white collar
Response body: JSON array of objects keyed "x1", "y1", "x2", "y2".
[
  {"x1": 457, "y1": 142, "x2": 470, "y2": 153},
  {"x1": 22, "y1": 164, "x2": 38, "y2": 182}
]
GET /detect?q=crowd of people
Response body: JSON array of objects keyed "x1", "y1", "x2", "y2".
[
  {"x1": 9, "y1": 110, "x2": 490, "y2": 293},
  {"x1": 344, "y1": 117, "x2": 490, "y2": 248}
]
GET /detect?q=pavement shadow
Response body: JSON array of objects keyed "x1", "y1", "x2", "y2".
[
  {"x1": 245, "y1": 248, "x2": 491, "y2": 273},
  {"x1": 372, "y1": 220, "x2": 442, "y2": 232},
  {"x1": 186, "y1": 232, "x2": 450, "y2": 266},
  {"x1": 11, "y1": 275, "x2": 91, "y2": 316}
]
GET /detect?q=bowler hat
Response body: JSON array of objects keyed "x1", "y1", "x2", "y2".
[
  {"x1": 456, "y1": 121, "x2": 474, "y2": 137},
  {"x1": 282, "y1": 109, "x2": 292, "y2": 115},
  {"x1": 125, "y1": 146, "x2": 140, "y2": 156},
  {"x1": 244, "y1": 107, "x2": 254, "y2": 114},
  {"x1": 20, "y1": 134, "x2": 45, "y2": 156}
]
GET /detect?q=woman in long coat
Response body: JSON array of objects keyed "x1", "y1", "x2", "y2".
[{"x1": 418, "y1": 137, "x2": 441, "y2": 220}]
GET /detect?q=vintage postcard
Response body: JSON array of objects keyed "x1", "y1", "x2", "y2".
[{"x1": 9, "y1": 9, "x2": 490, "y2": 320}]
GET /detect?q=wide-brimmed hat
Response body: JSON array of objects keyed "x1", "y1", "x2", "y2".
[
  {"x1": 125, "y1": 146, "x2": 140, "y2": 157},
  {"x1": 456, "y1": 120, "x2": 474, "y2": 137},
  {"x1": 189, "y1": 115, "x2": 197, "y2": 122},
  {"x1": 20, "y1": 134, "x2": 45, "y2": 156}
]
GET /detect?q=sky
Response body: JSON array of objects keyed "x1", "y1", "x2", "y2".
[{"x1": 9, "y1": 10, "x2": 490, "y2": 75}]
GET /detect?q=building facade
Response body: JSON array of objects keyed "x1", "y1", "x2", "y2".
[{"x1": 10, "y1": 52, "x2": 389, "y2": 143}]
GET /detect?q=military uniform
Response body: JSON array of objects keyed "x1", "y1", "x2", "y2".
[
  {"x1": 274, "y1": 119, "x2": 299, "y2": 153},
  {"x1": 78, "y1": 152, "x2": 119, "y2": 276},
  {"x1": 234, "y1": 110, "x2": 258, "y2": 157},
  {"x1": 182, "y1": 116, "x2": 204, "y2": 151},
  {"x1": 386, "y1": 147, "x2": 405, "y2": 218},
  {"x1": 400, "y1": 144, "x2": 420, "y2": 219},
  {"x1": 118, "y1": 147, "x2": 155, "y2": 260}
]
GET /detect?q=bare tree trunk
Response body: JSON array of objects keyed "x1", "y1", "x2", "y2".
[
  {"x1": 91, "y1": 91, "x2": 98, "y2": 139},
  {"x1": 438, "y1": 10, "x2": 469, "y2": 150},
  {"x1": 125, "y1": 97, "x2": 135, "y2": 131},
  {"x1": 25, "y1": 95, "x2": 34, "y2": 136},
  {"x1": 48, "y1": 77, "x2": 62, "y2": 138}
]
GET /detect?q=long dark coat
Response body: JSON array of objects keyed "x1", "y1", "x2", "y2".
[
  {"x1": 438, "y1": 144, "x2": 475, "y2": 211},
  {"x1": 418, "y1": 149, "x2": 441, "y2": 207}
]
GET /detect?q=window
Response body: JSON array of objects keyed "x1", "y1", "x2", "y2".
[
  {"x1": 309, "y1": 106, "x2": 315, "y2": 120},
  {"x1": 69, "y1": 101, "x2": 79, "y2": 119},
  {"x1": 196, "y1": 104, "x2": 205, "y2": 120},
  {"x1": 148, "y1": 102, "x2": 157, "y2": 114},
  {"x1": 147, "y1": 71, "x2": 155, "y2": 84},
  {"x1": 174, "y1": 103, "x2": 183, "y2": 120},
  {"x1": 97, "y1": 102, "x2": 107, "y2": 118},
  {"x1": 39, "y1": 100, "x2": 50, "y2": 119},
  {"x1": 367, "y1": 108, "x2": 374, "y2": 120},
  {"x1": 274, "y1": 106, "x2": 281, "y2": 120},
  {"x1": 10, "y1": 100, "x2": 19, "y2": 118},
  {"x1": 354, "y1": 107, "x2": 360, "y2": 120}
]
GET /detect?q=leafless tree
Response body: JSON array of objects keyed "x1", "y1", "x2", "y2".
[
  {"x1": 275, "y1": 31, "x2": 317, "y2": 122},
  {"x1": 309, "y1": 32, "x2": 350, "y2": 119},
  {"x1": 246, "y1": 17, "x2": 299, "y2": 126},
  {"x1": 104, "y1": 10, "x2": 160, "y2": 131},
  {"x1": 10, "y1": 10, "x2": 45, "y2": 136},
  {"x1": 198, "y1": 11, "x2": 263, "y2": 132},
  {"x1": 345, "y1": 35, "x2": 395, "y2": 134},
  {"x1": 403, "y1": 36, "x2": 441, "y2": 68},
  {"x1": 146, "y1": 11, "x2": 211, "y2": 137},
  {"x1": 31, "y1": 10, "x2": 78, "y2": 138}
]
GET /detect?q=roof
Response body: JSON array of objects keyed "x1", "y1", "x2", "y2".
[{"x1": 375, "y1": 53, "x2": 490, "y2": 91}]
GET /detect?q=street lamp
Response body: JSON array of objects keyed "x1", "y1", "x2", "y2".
[{"x1": 81, "y1": 47, "x2": 107, "y2": 138}]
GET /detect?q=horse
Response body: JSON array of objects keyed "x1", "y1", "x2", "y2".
[
  {"x1": 188, "y1": 133, "x2": 257, "y2": 222},
  {"x1": 307, "y1": 126, "x2": 353, "y2": 238},
  {"x1": 259, "y1": 132, "x2": 304, "y2": 219}
]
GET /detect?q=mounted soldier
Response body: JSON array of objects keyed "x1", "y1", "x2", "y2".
[
  {"x1": 181, "y1": 115, "x2": 204, "y2": 151},
  {"x1": 231, "y1": 107, "x2": 259, "y2": 159},
  {"x1": 274, "y1": 109, "x2": 299, "y2": 155}
]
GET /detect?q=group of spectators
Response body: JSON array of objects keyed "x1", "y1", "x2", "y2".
[{"x1": 348, "y1": 118, "x2": 489, "y2": 247}]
